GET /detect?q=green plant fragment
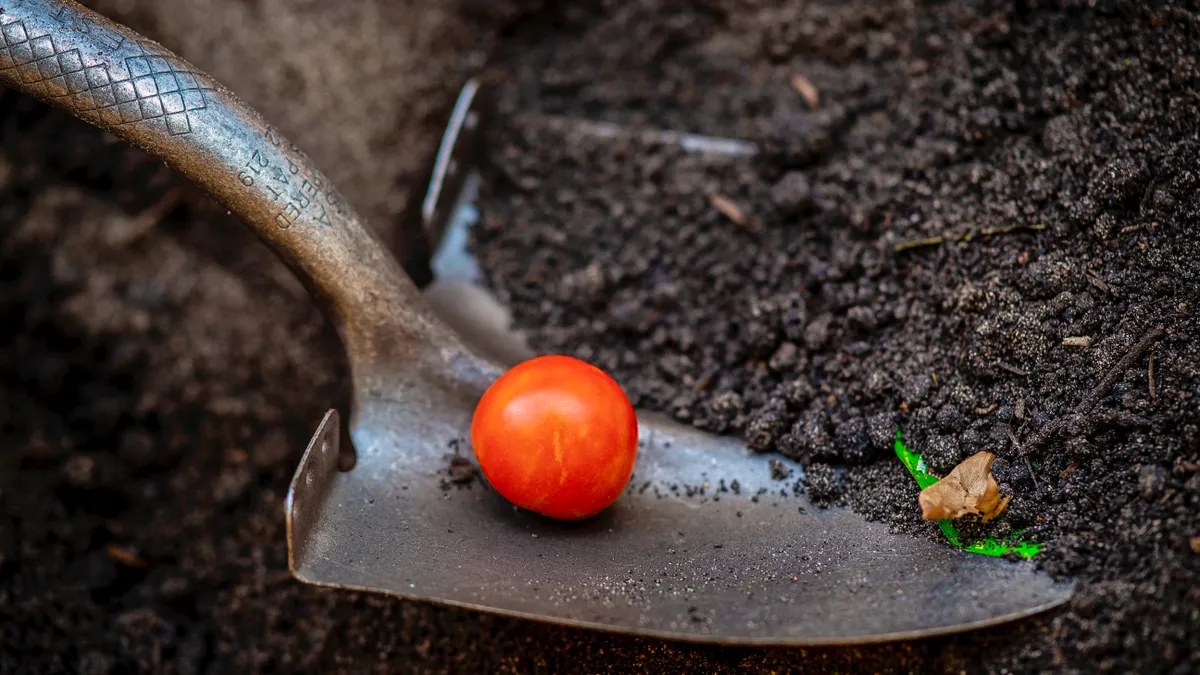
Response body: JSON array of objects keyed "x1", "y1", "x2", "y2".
[{"x1": 894, "y1": 430, "x2": 1042, "y2": 559}]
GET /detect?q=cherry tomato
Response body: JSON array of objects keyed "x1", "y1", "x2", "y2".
[{"x1": 471, "y1": 354, "x2": 638, "y2": 520}]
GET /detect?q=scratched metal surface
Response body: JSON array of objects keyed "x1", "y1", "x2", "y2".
[
  {"x1": 291, "y1": 401, "x2": 1073, "y2": 644},
  {"x1": 5, "y1": 0, "x2": 1074, "y2": 644}
]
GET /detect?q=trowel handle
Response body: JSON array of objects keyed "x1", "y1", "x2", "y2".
[{"x1": 0, "y1": 0, "x2": 437, "y2": 366}]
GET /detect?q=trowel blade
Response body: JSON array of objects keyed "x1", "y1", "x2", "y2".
[{"x1": 288, "y1": 396, "x2": 1072, "y2": 645}]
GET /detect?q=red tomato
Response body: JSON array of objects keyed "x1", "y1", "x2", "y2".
[{"x1": 471, "y1": 355, "x2": 639, "y2": 520}]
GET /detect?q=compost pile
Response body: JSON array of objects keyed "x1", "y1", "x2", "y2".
[{"x1": 1, "y1": 0, "x2": 1197, "y2": 673}]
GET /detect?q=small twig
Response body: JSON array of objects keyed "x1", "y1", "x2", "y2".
[
  {"x1": 893, "y1": 223, "x2": 1047, "y2": 252},
  {"x1": 691, "y1": 368, "x2": 718, "y2": 394},
  {"x1": 894, "y1": 234, "x2": 945, "y2": 251},
  {"x1": 1019, "y1": 403, "x2": 1034, "y2": 434},
  {"x1": 1005, "y1": 424, "x2": 1038, "y2": 489},
  {"x1": 105, "y1": 545, "x2": 147, "y2": 568},
  {"x1": 1024, "y1": 323, "x2": 1166, "y2": 454},
  {"x1": 709, "y1": 193, "x2": 757, "y2": 232},
  {"x1": 790, "y1": 74, "x2": 820, "y2": 109},
  {"x1": 1022, "y1": 415, "x2": 1076, "y2": 456},
  {"x1": 1086, "y1": 272, "x2": 1115, "y2": 296},
  {"x1": 1078, "y1": 324, "x2": 1165, "y2": 413},
  {"x1": 1148, "y1": 348, "x2": 1158, "y2": 404},
  {"x1": 978, "y1": 223, "x2": 1048, "y2": 238},
  {"x1": 1003, "y1": 423, "x2": 1021, "y2": 452}
]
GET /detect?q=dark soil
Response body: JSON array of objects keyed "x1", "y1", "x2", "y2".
[
  {"x1": 472, "y1": 0, "x2": 1200, "y2": 672},
  {"x1": 1, "y1": 1, "x2": 1197, "y2": 675}
]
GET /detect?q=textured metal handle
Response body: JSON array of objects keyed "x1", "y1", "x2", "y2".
[{"x1": 0, "y1": 0, "x2": 451, "y2": 383}]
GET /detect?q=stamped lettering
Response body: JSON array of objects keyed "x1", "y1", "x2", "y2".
[
  {"x1": 275, "y1": 202, "x2": 301, "y2": 229},
  {"x1": 238, "y1": 149, "x2": 269, "y2": 186},
  {"x1": 314, "y1": 203, "x2": 333, "y2": 227},
  {"x1": 240, "y1": 127, "x2": 340, "y2": 230}
]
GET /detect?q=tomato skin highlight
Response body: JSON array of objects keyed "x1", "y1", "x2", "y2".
[{"x1": 470, "y1": 355, "x2": 639, "y2": 520}]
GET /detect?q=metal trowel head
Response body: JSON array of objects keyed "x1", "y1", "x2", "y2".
[
  {"x1": 285, "y1": 81, "x2": 1074, "y2": 644},
  {"x1": 0, "y1": 0, "x2": 1071, "y2": 646}
]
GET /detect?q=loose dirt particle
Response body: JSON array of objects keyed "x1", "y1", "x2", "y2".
[{"x1": 768, "y1": 458, "x2": 790, "y2": 481}]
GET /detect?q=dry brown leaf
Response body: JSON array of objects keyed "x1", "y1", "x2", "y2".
[
  {"x1": 790, "y1": 74, "x2": 820, "y2": 109},
  {"x1": 918, "y1": 451, "x2": 1011, "y2": 523}
]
